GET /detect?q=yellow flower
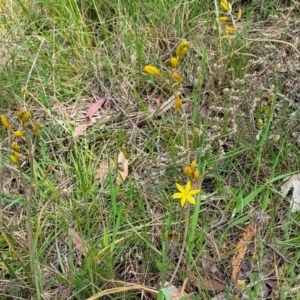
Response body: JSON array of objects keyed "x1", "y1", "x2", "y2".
[
  {"x1": 171, "y1": 72, "x2": 182, "y2": 83},
  {"x1": 170, "y1": 57, "x2": 179, "y2": 68},
  {"x1": 144, "y1": 65, "x2": 161, "y2": 76},
  {"x1": 11, "y1": 142, "x2": 20, "y2": 153},
  {"x1": 10, "y1": 154, "x2": 18, "y2": 164},
  {"x1": 183, "y1": 166, "x2": 192, "y2": 176},
  {"x1": 34, "y1": 121, "x2": 39, "y2": 136},
  {"x1": 237, "y1": 8, "x2": 242, "y2": 19},
  {"x1": 173, "y1": 181, "x2": 200, "y2": 207},
  {"x1": 1, "y1": 115, "x2": 12, "y2": 131},
  {"x1": 218, "y1": 17, "x2": 229, "y2": 22},
  {"x1": 175, "y1": 95, "x2": 181, "y2": 112},
  {"x1": 225, "y1": 25, "x2": 235, "y2": 32},
  {"x1": 13, "y1": 131, "x2": 24, "y2": 138}
]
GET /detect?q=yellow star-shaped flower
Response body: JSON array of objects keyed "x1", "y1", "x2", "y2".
[{"x1": 173, "y1": 181, "x2": 200, "y2": 207}]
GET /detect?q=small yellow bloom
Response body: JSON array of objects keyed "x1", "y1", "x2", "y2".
[
  {"x1": 144, "y1": 65, "x2": 161, "y2": 76},
  {"x1": 1, "y1": 115, "x2": 12, "y2": 131},
  {"x1": 170, "y1": 57, "x2": 179, "y2": 68},
  {"x1": 225, "y1": 25, "x2": 236, "y2": 32},
  {"x1": 34, "y1": 121, "x2": 40, "y2": 136},
  {"x1": 193, "y1": 170, "x2": 200, "y2": 179},
  {"x1": 175, "y1": 95, "x2": 181, "y2": 112},
  {"x1": 218, "y1": 17, "x2": 229, "y2": 22},
  {"x1": 171, "y1": 72, "x2": 182, "y2": 84},
  {"x1": 13, "y1": 131, "x2": 24, "y2": 138},
  {"x1": 22, "y1": 111, "x2": 31, "y2": 123},
  {"x1": 237, "y1": 8, "x2": 242, "y2": 19},
  {"x1": 173, "y1": 181, "x2": 200, "y2": 207},
  {"x1": 183, "y1": 166, "x2": 192, "y2": 177},
  {"x1": 10, "y1": 154, "x2": 18, "y2": 164},
  {"x1": 11, "y1": 142, "x2": 20, "y2": 153}
]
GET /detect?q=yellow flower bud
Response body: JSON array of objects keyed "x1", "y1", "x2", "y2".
[
  {"x1": 13, "y1": 131, "x2": 24, "y2": 138},
  {"x1": 0, "y1": 115, "x2": 12, "y2": 131},
  {"x1": 11, "y1": 142, "x2": 20, "y2": 153},
  {"x1": 220, "y1": 35, "x2": 235, "y2": 41},
  {"x1": 144, "y1": 65, "x2": 161, "y2": 76},
  {"x1": 273, "y1": 134, "x2": 280, "y2": 143},
  {"x1": 218, "y1": 17, "x2": 229, "y2": 22},
  {"x1": 256, "y1": 119, "x2": 263, "y2": 129},
  {"x1": 175, "y1": 95, "x2": 181, "y2": 112},
  {"x1": 10, "y1": 154, "x2": 18, "y2": 164},
  {"x1": 193, "y1": 170, "x2": 200, "y2": 179},
  {"x1": 190, "y1": 160, "x2": 197, "y2": 171},
  {"x1": 34, "y1": 121, "x2": 39, "y2": 136},
  {"x1": 225, "y1": 25, "x2": 235, "y2": 32},
  {"x1": 171, "y1": 72, "x2": 182, "y2": 83},
  {"x1": 172, "y1": 231, "x2": 181, "y2": 242},
  {"x1": 237, "y1": 8, "x2": 242, "y2": 19},
  {"x1": 220, "y1": 1, "x2": 229, "y2": 11},
  {"x1": 183, "y1": 166, "x2": 192, "y2": 177},
  {"x1": 176, "y1": 39, "x2": 190, "y2": 58},
  {"x1": 237, "y1": 279, "x2": 245, "y2": 290},
  {"x1": 17, "y1": 109, "x2": 26, "y2": 123},
  {"x1": 170, "y1": 57, "x2": 179, "y2": 68},
  {"x1": 13, "y1": 151, "x2": 20, "y2": 160},
  {"x1": 22, "y1": 111, "x2": 31, "y2": 123}
]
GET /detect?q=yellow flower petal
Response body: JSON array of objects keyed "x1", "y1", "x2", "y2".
[
  {"x1": 187, "y1": 196, "x2": 196, "y2": 205},
  {"x1": 173, "y1": 192, "x2": 184, "y2": 199},
  {"x1": 189, "y1": 189, "x2": 200, "y2": 195},
  {"x1": 181, "y1": 197, "x2": 187, "y2": 207},
  {"x1": 175, "y1": 183, "x2": 185, "y2": 193},
  {"x1": 186, "y1": 181, "x2": 191, "y2": 191}
]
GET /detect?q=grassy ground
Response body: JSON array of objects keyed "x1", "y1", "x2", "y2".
[{"x1": 1, "y1": 0, "x2": 300, "y2": 299}]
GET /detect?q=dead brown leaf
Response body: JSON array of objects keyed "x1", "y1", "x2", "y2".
[
  {"x1": 68, "y1": 228, "x2": 89, "y2": 256},
  {"x1": 74, "y1": 118, "x2": 97, "y2": 138},
  {"x1": 231, "y1": 221, "x2": 256, "y2": 283},
  {"x1": 95, "y1": 160, "x2": 110, "y2": 180}
]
